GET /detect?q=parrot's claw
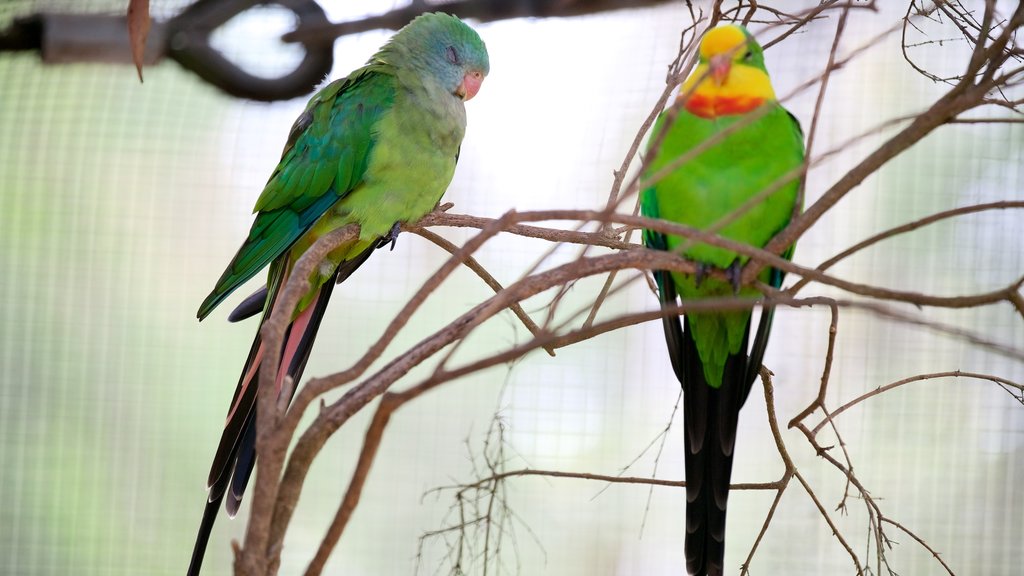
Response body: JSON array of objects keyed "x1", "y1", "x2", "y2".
[
  {"x1": 726, "y1": 259, "x2": 743, "y2": 294},
  {"x1": 694, "y1": 262, "x2": 710, "y2": 288},
  {"x1": 379, "y1": 221, "x2": 402, "y2": 251}
]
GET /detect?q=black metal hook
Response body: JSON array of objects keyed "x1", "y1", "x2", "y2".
[
  {"x1": 166, "y1": 0, "x2": 333, "y2": 101},
  {"x1": 0, "y1": 0, "x2": 334, "y2": 102}
]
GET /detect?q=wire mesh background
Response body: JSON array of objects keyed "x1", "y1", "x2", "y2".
[{"x1": 0, "y1": 1, "x2": 1021, "y2": 575}]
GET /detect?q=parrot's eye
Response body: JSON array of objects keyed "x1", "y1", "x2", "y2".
[
  {"x1": 446, "y1": 46, "x2": 461, "y2": 65},
  {"x1": 743, "y1": 50, "x2": 753, "y2": 61}
]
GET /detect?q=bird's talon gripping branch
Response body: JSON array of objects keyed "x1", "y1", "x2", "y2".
[
  {"x1": 726, "y1": 259, "x2": 743, "y2": 294},
  {"x1": 695, "y1": 261, "x2": 710, "y2": 288},
  {"x1": 379, "y1": 221, "x2": 402, "y2": 251}
]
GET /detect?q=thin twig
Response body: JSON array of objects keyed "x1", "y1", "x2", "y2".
[
  {"x1": 760, "y1": 369, "x2": 864, "y2": 574},
  {"x1": 810, "y1": 371, "x2": 1024, "y2": 435}
]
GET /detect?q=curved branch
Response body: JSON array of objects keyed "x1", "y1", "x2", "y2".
[
  {"x1": 760, "y1": 370, "x2": 863, "y2": 574},
  {"x1": 429, "y1": 467, "x2": 785, "y2": 493},
  {"x1": 241, "y1": 223, "x2": 360, "y2": 576},
  {"x1": 265, "y1": 211, "x2": 523, "y2": 550},
  {"x1": 424, "y1": 209, "x2": 1024, "y2": 312},
  {"x1": 790, "y1": 201, "x2": 1024, "y2": 294},
  {"x1": 810, "y1": 371, "x2": 1024, "y2": 435},
  {"x1": 881, "y1": 517, "x2": 956, "y2": 576},
  {"x1": 304, "y1": 393, "x2": 397, "y2": 576}
]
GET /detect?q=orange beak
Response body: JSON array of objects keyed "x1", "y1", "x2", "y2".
[
  {"x1": 456, "y1": 70, "x2": 485, "y2": 101},
  {"x1": 709, "y1": 54, "x2": 731, "y2": 86}
]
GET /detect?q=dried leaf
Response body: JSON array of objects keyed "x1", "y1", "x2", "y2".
[{"x1": 127, "y1": 0, "x2": 150, "y2": 83}]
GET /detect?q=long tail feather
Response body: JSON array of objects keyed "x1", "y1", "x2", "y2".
[
  {"x1": 188, "y1": 306, "x2": 273, "y2": 576},
  {"x1": 227, "y1": 287, "x2": 269, "y2": 323},
  {"x1": 188, "y1": 261, "x2": 344, "y2": 576},
  {"x1": 225, "y1": 273, "x2": 340, "y2": 516},
  {"x1": 208, "y1": 339, "x2": 265, "y2": 498},
  {"x1": 187, "y1": 492, "x2": 225, "y2": 576},
  {"x1": 225, "y1": 412, "x2": 258, "y2": 517},
  {"x1": 654, "y1": 256, "x2": 771, "y2": 576},
  {"x1": 677, "y1": 317, "x2": 752, "y2": 576}
]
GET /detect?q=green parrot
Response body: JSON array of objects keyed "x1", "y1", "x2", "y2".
[
  {"x1": 640, "y1": 25, "x2": 804, "y2": 576},
  {"x1": 187, "y1": 13, "x2": 488, "y2": 576}
]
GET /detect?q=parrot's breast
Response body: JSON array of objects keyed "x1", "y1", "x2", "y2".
[
  {"x1": 684, "y1": 93, "x2": 765, "y2": 118},
  {"x1": 680, "y1": 62, "x2": 775, "y2": 119}
]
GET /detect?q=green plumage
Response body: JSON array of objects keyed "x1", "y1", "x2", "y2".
[
  {"x1": 641, "y1": 24, "x2": 803, "y2": 576},
  {"x1": 642, "y1": 103, "x2": 802, "y2": 386},
  {"x1": 188, "y1": 13, "x2": 488, "y2": 576},
  {"x1": 196, "y1": 71, "x2": 385, "y2": 320},
  {"x1": 197, "y1": 12, "x2": 489, "y2": 320}
]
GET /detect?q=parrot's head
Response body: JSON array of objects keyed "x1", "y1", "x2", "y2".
[
  {"x1": 386, "y1": 12, "x2": 490, "y2": 103},
  {"x1": 679, "y1": 24, "x2": 776, "y2": 118}
]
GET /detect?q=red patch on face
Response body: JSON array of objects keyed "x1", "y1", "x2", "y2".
[{"x1": 683, "y1": 93, "x2": 765, "y2": 118}]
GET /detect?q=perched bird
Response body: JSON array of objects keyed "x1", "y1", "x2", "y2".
[
  {"x1": 640, "y1": 24, "x2": 804, "y2": 576},
  {"x1": 188, "y1": 13, "x2": 488, "y2": 576}
]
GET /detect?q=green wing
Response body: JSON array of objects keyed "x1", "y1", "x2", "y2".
[{"x1": 197, "y1": 67, "x2": 395, "y2": 320}]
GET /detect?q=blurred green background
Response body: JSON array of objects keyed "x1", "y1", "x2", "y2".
[{"x1": 0, "y1": 1, "x2": 1021, "y2": 575}]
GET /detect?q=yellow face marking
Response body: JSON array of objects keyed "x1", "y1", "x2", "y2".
[
  {"x1": 699, "y1": 25, "x2": 747, "y2": 60},
  {"x1": 681, "y1": 63, "x2": 775, "y2": 104},
  {"x1": 678, "y1": 25, "x2": 776, "y2": 117}
]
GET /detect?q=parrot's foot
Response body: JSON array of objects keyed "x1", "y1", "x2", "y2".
[
  {"x1": 379, "y1": 221, "x2": 402, "y2": 251},
  {"x1": 694, "y1": 262, "x2": 710, "y2": 288},
  {"x1": 726, "y1": 259, "x2": 742, "y2": 294}
]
